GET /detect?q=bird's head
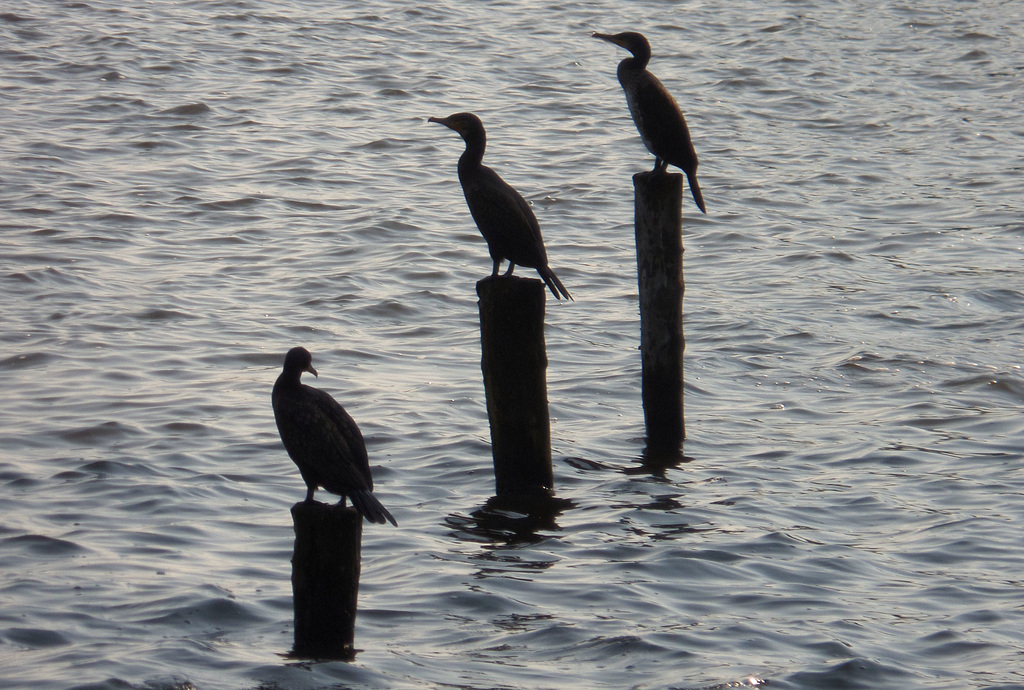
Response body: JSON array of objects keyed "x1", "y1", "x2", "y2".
[
  {"x1": 428, "y1": 112, "x2": 485, "y2": 143},
  {"x1": 283, "y1": 346, "x2": 318, "y2": 378},
  {"x1": 592, "y1": 31, "x2": 651, "y2": 62}
]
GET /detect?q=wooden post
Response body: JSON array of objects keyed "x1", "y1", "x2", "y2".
[
  {"x1": 290, "y1": 501, "x2": 361, "y2": 659},
  {"x1": 477, "y1": 274, "x2": 553, "y2": 496},
  {"x1": 634, "y1": 171, "x2": 685, "y2": 447}
]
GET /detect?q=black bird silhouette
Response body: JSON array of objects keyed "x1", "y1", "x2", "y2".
[
  {"x1": 272, "y1": 346, "x2": 396, "y2": 526},
  {"x1": 429, "y1": 112, "x2": 572, "y2": 300},
  {"x1": 593, "y1": 31, "x2": 707, "y2": 213}
]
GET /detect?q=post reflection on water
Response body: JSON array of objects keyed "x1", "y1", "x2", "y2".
[
  {"x1": 444, "y1": 441, "x2": 697, "y2": 556},
  {"x1": 445, "y1": 491, "x2": 575, "y2": 548},
  {"x1": 631, "y1": 441, "x2": 693, "y2": 478}
]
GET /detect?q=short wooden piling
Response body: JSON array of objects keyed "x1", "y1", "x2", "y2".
[
  {"x1": 634, "y1": 170, "x2": 685, "y2": 446},
  {"x1": 290, "y1": 501, "x2": 362, "y2": 658},
  {"x1": 477, "y1": 274, "x2": 553, "y2": 495}
]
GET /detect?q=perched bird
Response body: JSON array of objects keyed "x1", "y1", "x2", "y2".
[
  {"x1": 428, "y1": 112, "x2": 572, "y2": 301},
  {"x1": 272, "y1": 346, "x2": 397, "y2": 526},
  {"x1": 593, "y1": 31, "x2": 707, "y2": 213}
]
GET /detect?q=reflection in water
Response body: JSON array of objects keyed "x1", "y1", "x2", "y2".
[
  {"x1": 612, "y1": 491, "x2": 685, "y2": 514},
  {"x1": 491, "y1": 612, "x2": 555, "y2": 633},
  {"x1": 445, "y1": 491, "x2": 575, "y2": 547},
  {"x1": 283, "y1": 645, "x2": 357, "y2": 663},
  {"x1": 624, "y1": 441, "x2": 693, "y2": 478},
  {"x1": 468, "y1": 550, "x2": 558, "y2": 580},
  {"x1": 609, "y1": 488, "x2": 712, "y2": 542},
  {"x1": 563, "y1": 456, "x2": 617, "y2": 472}
]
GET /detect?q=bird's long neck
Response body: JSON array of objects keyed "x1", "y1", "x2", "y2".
[
  {"x1": 458, "y1": 131, "x2": 485, "y2": 170},
  {"x1": 619, "y1": 52, "x2": 650, "y2": 73},
  {"x1": 618, "y1": 37, "x2": 651, "y2": 71}
]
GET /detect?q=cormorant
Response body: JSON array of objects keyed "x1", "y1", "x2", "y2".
[
  {"x1": 428, "y1": 112, "x2": 573, "y2": 300},
  {"x1": 593, "y1": 31, "x2": 707, "y2": 214},
  {"x1": 272, "y1": 346, "x2": 397, "y2": 526}
]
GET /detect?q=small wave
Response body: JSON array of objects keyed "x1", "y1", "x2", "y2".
[
  {"x1": 160, "y1": 421, "x2": 210, "y2": 433},
  {"x1": 1, "y1": 627, "x2": 72, "y2": 649},
  {"x1": 10, "y1": 205, "x2": 57, "y2": 216},
  {"x1": 360, "y1": 138, "x2": 401, "y2": 150},
  {"x1": 58, "y1": 421, "x2": 142, "y2": 444},
  {"x1": 135, "y1": 308, "x2": 195, "y2": 321},
  {"x1": 133, "y1": 596, "x2": 268, "y2": 627},
  {"x1": 4, "y1": 534, "x2": 86, "y2": 557},
  {"x1": 940, "y1": 372, "x2": 1024, "y2": 400},
  {"x1": 352, "y1": 298, "x2": 420, "y2": 317},
  {"x1": 0, "y1": 351, "x2": 54, "y2": 369},
  {"x1": 571, "y1": 633, "x2": 668, "y2": 661},
  {"x1": 958, "y1": 49, "x2": 989, "y2": 62},
  {"x1": 919, "y1": 638, "x2": 995, "y2": 658},
  {"x1": 158, "y1": 103, "x2": 211, "y2": 117},
  {"x1": 282, "y1": 199, "x2": 348, "y2": 211},
  {"x1": 197, "y1": 197, "x2": 263, "y2": 210},
  {"x1": 787, "y1": 657, "x2": 917, "y2": 689},
  {"x1": 90, "y1": 212, "x2": 144, "y2": 224},
  {"x1": 969, "y1": 287, "x2": 1024, "y2": 311}
]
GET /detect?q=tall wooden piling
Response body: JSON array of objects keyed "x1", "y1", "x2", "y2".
[
  {"x1": 477, "y1": 274, "x2": 553, "y2": 495},
  {"x1": 290, "y1": 501, "x2": 362, "y2": 658},
  {"x1": 634, "y1": 170, "x2": 685, "y2": 446}
]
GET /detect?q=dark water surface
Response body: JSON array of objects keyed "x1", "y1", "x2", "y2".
[{"x1": 2, "y1": 1, "x2": 1022, "y2": 688}]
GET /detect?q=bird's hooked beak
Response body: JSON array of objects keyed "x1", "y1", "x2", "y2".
[
  {"x1": 592, "y1": 32, "x2": 623, "y2": 48},
  {"x1": 428, "y1": 115, "x2": 457, "y2": 133},
  {"x1": 305, "y1": 364, "x2": 318, "y2": 377}
]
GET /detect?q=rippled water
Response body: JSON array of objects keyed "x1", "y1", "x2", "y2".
[{"x1": 2, "y1": 1, "x2": 1023, "y2": 688}]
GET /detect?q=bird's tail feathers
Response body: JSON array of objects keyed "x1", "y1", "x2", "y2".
[
  {"x1": 351, "y1": 489, "x2": 398, "y2": 526},
  {"x1": 541, "y1": 266, "x2": 573, "y2": 301},
  {"x1": 688, "y1": 175, "x2": 707, "y2": 214}
]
